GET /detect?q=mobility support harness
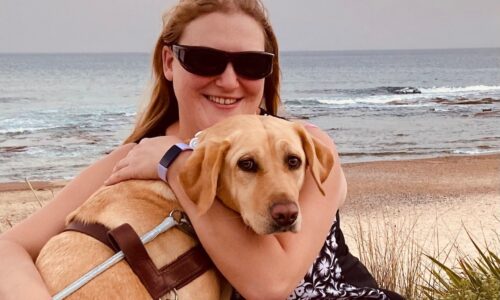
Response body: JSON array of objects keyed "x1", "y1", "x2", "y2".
[{"x1": 62, "y1": 213, "x2": 213, "y2": 299}]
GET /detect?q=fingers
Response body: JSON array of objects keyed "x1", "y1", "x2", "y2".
[
  {"x1": 104, "y1": 171, "x2": 119, "y2": 186},
  {"x1": 105, "y1": 146, "x2": 157, "y2": 186},
  {"x1": 104, "y1": 137, "x2": 178, "y2": 186},
  {"x1": 112, "y1": 157, "x2": 129, "y2": 173},
  {"x1": 106, "y1": 152, "x2": 133, "y2": 186},
  {"x1": 105, "y1": 165, "x2": 135, "y2": 186}
]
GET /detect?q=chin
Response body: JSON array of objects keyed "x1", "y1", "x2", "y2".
[{"x1": 205, "y1": 110, "x2": 251, "y2": 127}]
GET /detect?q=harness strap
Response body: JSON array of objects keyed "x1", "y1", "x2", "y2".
[
  {"x1": 64, "y1": 221, "x2": 114, "y2": 249},
  {"x1": 65, "y1": 220, "x2": 213, "y2": 298},
  {"x1": 108, "y1": 223, "x2": 213, "y2": 298}
]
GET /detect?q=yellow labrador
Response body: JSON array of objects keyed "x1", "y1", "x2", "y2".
[{"x1": 36, "y1": 115, "x2": 334, "y2": 299}]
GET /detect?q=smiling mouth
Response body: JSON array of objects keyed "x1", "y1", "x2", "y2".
[{"x1": 206, "y1": 95, "x2": 241, "y2": 105}]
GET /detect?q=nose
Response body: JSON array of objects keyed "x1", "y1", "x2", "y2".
[
  {"x1": 215, "y1": 63, "x2": 239, "y2": 89},
  {"x1": 270, "y1": 202, "x2": 299, "y2": 227}
]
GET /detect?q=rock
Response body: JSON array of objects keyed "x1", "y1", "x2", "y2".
[{"x1": 387, "y1": 87, "x2": 421, "y2": 94}]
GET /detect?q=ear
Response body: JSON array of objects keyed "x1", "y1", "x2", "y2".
[
  {"x1": 178, "y1": 140, "x2": 230, "y2": 214},
  {"x1": 162, "y1": 46, "x2": 174, "y2": 81},
  {"x1": 295, "y1": 124, "x2": 334, "y2": 195}
]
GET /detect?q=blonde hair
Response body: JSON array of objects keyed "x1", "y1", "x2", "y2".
[{"x1": 124, "y1": 0, "x2": 281, "y2": 143}]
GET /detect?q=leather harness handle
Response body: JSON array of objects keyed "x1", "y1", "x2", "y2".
[
  {"x1": 108, "y1": 223, "x2": 213, "y2": 298},
  {"x1": 65, "y1": 220, "x2": 213, "y2": 299}
]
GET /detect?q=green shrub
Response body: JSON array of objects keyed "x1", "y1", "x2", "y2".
[
  {"x1": 421, "y1": 232, "x2": 500, "y2": 300},
  {"x1": 349, "y1": 214, "x2": 500, "y2": 300}
]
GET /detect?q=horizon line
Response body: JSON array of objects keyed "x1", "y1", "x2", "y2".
[{"x1": 1, "y1": 46, "x2": 499, "y2": 55}]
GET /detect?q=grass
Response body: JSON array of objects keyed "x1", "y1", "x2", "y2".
[
  {"x1": 1, "y1": 178, "x2": 50, "y2": 232},
  {"x1": 25, "y1": 177, "x2": 46, "y2": 208},
  {"x1": 421, "y1": 231, "x2": 500, "y2": 299},
  {"x1": 349, "y1": 214, "x2": 500, "y2": 300}
]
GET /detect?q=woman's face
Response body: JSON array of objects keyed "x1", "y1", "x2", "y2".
[{"x1": 163, "y1": 12, "x2": 267, "y2": 137}]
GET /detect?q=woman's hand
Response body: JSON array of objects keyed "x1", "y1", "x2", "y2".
[{"x1": 104, "y1": 136, "x2": 183, "y2": 185}]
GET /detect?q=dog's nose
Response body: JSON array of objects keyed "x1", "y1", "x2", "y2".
[{"x1": 270, "y1": 202, "x2": 298, "y2": 227}]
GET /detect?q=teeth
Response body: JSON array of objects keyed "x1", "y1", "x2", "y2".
[{"x1": 207, "y1": 95, "x2": 238, "y2": 105}]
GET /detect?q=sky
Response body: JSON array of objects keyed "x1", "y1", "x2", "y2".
[{"x1": 1, "y1": 0, "x2": 499, "y2": 53}]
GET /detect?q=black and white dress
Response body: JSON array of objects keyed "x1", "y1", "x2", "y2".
[
  {"x1": 232, "y1": 211, "x2": 404, "y2": 300},
  {"x1": 287, "y1": 211, "x2": 390, "y2": 300}
]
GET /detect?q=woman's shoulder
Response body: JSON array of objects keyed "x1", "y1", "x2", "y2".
[
  {"x1": 289, "y1": 119, "x2": 337, "y2": 150},
  {"x1": 263, "y1": 112, "x2": 340, "y2": 161}
]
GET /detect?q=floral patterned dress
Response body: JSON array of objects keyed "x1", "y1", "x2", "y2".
[{"x1": 287, "y1": 212, "x2": 389, "y2": 299}]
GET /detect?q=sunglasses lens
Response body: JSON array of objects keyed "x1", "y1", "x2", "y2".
[
  {"x1": 233, "y1": 53, "x2": 273, "y2": 79},
  {"x1": 180, "y1": 47, "x2": 226, "y2": 76},
  {"x1": 174, "y1": 45, "x2": 273, "y2": 79}
]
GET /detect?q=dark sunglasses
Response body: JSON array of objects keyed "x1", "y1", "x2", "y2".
[{"x1": 171, "y1": 44, "x2": 274, "y2": 80}]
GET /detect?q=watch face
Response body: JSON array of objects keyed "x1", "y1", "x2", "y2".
[
  {"x1": 159, "y1": 143, "x2": 192, "y2": 169},
  {"x1": 160, "y1": 145, "x2": 184, "y2": 169}
]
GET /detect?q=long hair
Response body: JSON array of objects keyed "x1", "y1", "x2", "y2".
[{"x1": 124, "y1": 0, "x2": 281, "y2": 143}]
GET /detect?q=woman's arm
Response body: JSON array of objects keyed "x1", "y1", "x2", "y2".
[
  {"x1": 168, "y1": 127, "x2": 345, "y2": 300},
  {"x1": 0, "y1": 240, "x2": 51, "y2": 299},
  {"x1": 0, "y1": 143, "x2": 135, "y2": 298},
  {"x1": 104, "y1": 127, "x2": 345, "y2": 299}
]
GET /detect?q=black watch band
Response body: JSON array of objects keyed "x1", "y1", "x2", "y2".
[{"x1": 157, "y1": 143, "x2": 192, "y2": 181}]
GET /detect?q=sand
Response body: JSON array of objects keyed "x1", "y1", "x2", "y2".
[
  {"x1": 340, "y1": 154, "x2": 500, "y2": 261},
  {"x1": 1, "y1": 154, "x2": 499, "y2": 260}
]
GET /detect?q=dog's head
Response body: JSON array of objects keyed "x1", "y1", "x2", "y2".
[{"x1": 179, "y1": 115, "x2": 334, "y2": 234}]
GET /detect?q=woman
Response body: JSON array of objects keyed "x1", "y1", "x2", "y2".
[{"x1": 0, "y1": 0, "x2": 401, "y2": 299}]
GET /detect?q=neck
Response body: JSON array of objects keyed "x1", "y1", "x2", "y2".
[{"x1": 166, "y1": 121, "x2": 199, "y2": 141}]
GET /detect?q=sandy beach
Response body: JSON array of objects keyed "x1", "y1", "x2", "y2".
[
  {"x1": 1, "y1": 154, "x2": 499, "y2": 260},
  {"x1": 339, "y1": 154, "x2": 499, "y2": 262}
]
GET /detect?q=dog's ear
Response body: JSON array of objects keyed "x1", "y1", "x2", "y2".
[
  {"x1": 179, "y1": 140, "x2": 230, "y2": 214},
  {"x1": 294, "y1": 124, "x2": 334, "y2": 195}
]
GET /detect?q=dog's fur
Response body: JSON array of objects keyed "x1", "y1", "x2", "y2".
[{"x1": 36, "y1": 115, "x2": 334, "y2": 299}]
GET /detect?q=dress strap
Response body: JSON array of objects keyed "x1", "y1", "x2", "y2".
[
  {"x1": 334, "y1": 210, "x2": 349, "y2": 256},
  {"x1": 259, "y1": 107, "x2": 269, "y2": 116},
  {"x1": 259, "y1": 107, "x2": 288, "y2": 120}
]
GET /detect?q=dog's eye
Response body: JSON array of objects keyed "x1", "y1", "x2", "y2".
[
  {"x1": 238, "y1": 158, "x2": 258, "y2": 172},
  {"x1": 287, "y1": 155, "x2": 302, "y2": 170}
]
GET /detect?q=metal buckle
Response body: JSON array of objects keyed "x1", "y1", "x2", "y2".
[
  {"x1": 169, "y1": 209, "x2": 184, "y2": 224},
  {"x1": 189, "y1": 131, "x2": 202, "y2": 149},
  {"x1": 159, "y1": 288, "x2": 178, "y2": 300},
  {"x1": 169, "y1": 209, "x2": 197, "y2": 239}
]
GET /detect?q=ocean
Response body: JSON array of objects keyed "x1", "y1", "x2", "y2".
[{"x1": 1, "y1": 48, "x2": 499, "y2": 182}]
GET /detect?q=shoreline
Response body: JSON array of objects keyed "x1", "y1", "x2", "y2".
[
  {"x1": 0, "y1": 180, "x2": 68, "y2": 192},
  {"x1": 1, "y1": 152, "x2": 498, "y2": 191},
  {"x1": 1, "y1": 153, "x2": 499, "y2": 259}
]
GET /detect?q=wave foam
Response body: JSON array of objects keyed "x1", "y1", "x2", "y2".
[{"x1": 420, "y1": 85, "x2": 500, "y2": 94}]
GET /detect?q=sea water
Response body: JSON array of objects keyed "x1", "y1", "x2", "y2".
[{"x1": 0, "y1": 48, "x2": 499, "y2": 181}]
